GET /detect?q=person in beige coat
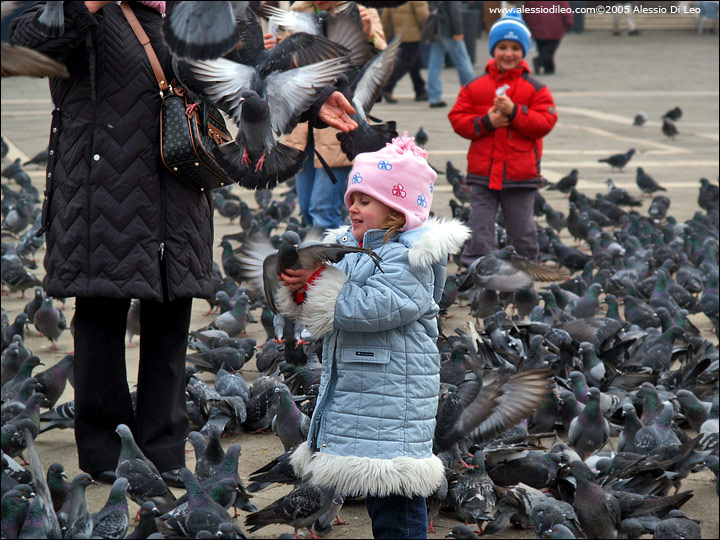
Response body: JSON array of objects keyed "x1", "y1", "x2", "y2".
[
  {"x1": 381, "y1": 1, "x2": 429, "y2": 103},
  {"x1": 283, "y1": 1, "x2": 387, "y2": 229}
]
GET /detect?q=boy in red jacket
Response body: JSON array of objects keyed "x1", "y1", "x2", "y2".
[{"x1": 448, "y1": 10, "x2": 558, "y2": 266}]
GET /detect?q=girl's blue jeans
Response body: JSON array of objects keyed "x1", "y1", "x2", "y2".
[{"x1": 365, "y1": 494, "x2": 428, "y2": 539}]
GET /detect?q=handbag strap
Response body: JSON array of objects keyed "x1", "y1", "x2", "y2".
[{"x1": 119, "y1": 1, "x2": 169, "y2": 93}]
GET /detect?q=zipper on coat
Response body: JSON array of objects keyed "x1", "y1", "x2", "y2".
[{"x1": 158, "y1": 173, "x2": 169, "y2": 302}]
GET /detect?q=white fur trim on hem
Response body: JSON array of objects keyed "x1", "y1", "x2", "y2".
[
  {"x1": 299, "y1": 265, "x2": 347, "y2": 337},
  {"x1": 274, "y1": 284, "x2": 302, "y2": 319},
  {"x1": 408, "y1": 217, "x2": 471, "y2": 268},
  {"x1": 290, "y1": 442, "x2": 446, "y2": 498}
]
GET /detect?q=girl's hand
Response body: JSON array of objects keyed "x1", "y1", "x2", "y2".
[
  {"x1": 279, "y1": 266, "x2": 321, "y2": 293},
  {"x1": 493, "y1": 95, "x2": 515, "y2": 116},
  {"x1": 358, "y1": 5, "x2": 373, "y2": 39},
  {"x1": 488, "y1": 108, "x2": 510, "y2": 128}
]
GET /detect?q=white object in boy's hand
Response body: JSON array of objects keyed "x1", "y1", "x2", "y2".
[{"x1": 496, "y1": 84, "x2": 510, "y2": 97}]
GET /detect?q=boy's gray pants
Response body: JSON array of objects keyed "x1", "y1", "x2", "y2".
[{"x1": 460, "y1": 184, "x2": 539, "y2": 267}]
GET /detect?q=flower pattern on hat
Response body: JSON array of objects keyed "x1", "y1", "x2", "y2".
[
  {"x1": 352, "y1": 172, "x2": 363, "y2": 184},
  {"x1": 392, "y1": 184, "x2": 406, "y2": 198},
  {"x1": 378, "y1": 160, "x2": 393, "y2": 171}
]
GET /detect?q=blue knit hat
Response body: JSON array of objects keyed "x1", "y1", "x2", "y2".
[{"x1": 488, "y1": 9, "x2": 531, "y2": 58}]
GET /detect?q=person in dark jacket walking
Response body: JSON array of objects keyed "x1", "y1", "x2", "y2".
[
  {"x1": 9, "y1": 0, "x2": 357, "y2": 484},
  {"x1": 426, "y1": 1, "x2": 475, "y2": 108},
  {"x1": 522, "y1": 1, "x2": 574, "y2": 75},
  {"x1": 448, "y1": 9, "x2": 558, "y2": 265}
]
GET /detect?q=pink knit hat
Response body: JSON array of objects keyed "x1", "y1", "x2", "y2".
[{"x1": 345, "y1": 133, "x2": 436, "y2": 231}]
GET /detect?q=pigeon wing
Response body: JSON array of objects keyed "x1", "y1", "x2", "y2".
[
  {"x1": 467, "y1": 369, "x2": 554, "y2": 443},
  {"x1": 188, "y1": 58, "x2": 257, "y2": 125},
  {"x1": 351, "y1": 37, "x2": 401, "y2": 115},
  {"x1": 325, "y1": 5, "x2": 375, "y2": 68},
  {"x1": 264, "y1": 56, "x2": 352, "y2": 135},
  {"x1": 162, "y1": 1, "x2": 239, "y2": 60},
  {"x1": 508, "y1": 254, "x2": 567, "y2": 282},
  {"x1": 25, "y1": 431, "x2": 62, "y2": 538},
  {"x1": 262, "y1": 32, "x2": 352, "y2": 76},
  {"x1": 259, "y1": 5, "x2": 321, "y2": 35}
]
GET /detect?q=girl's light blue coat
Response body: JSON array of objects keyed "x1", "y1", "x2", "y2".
[{"x1": 280, "y1": 217, "x2": 470, "y2": 498}]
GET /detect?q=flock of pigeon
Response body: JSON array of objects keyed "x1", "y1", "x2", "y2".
[{"x1": 2, "y1": 2, "x2": 720, "y2": 540}]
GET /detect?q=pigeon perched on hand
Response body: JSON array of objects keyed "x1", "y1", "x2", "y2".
[
  {"x1": 235, "y1": 229, "x2": 383, "y2": 314},
  {"x1": 598, "y1": 148, "x2": 635, "y2": 171}
]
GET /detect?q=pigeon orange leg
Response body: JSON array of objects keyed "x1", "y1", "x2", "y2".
[
  {"x1": 427, "y1": 520, "x2": 435, "y2": 533},
  {"x1": 334, "y1": 515, "x2": 348, "y2": 526},
  {"x1": 241, "y1": 148, "x2": 251, "y2": 167},
  {"x1": 185, "y1": 102, "x2": 199, "y2": 117},
  {"x1": 255, "y1": 153, "x2": 266, "y2": 172},
  {"x1": 306, "y1": 527, "x2": 322, "y2": 539}
]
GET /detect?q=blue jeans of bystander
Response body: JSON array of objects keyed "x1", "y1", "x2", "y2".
[
  {"x1": 295, "y1": 141, "x2": 350, "y2": 229},
  {"x1": 427, "y1": 35, "x2": 475, "y2": 104}
]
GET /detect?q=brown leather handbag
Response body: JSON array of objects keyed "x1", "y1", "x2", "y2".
[{"x1": 120, "y1": 2, "x2": 234, "y2": 192}]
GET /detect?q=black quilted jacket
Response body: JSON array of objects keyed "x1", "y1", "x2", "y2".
[{"x1": 9, "y1": 2, "x2": 214, "y2": 301}]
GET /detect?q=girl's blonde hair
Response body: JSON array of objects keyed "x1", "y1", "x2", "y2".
[{"x1": 381, "y1": 211, "x2": 406, "y2": 244}]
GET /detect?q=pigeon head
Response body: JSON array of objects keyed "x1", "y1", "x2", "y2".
[
  {"x1": 279, "y1": 230, "x2": 301, "y2": 250},
  {"x1": 239, "y1": 90, "x2": 267, "y2": 122}
]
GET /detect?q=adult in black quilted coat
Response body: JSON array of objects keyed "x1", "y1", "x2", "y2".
[{"x1": 9, "y1": 0, "x2": 214, "y2": 481}]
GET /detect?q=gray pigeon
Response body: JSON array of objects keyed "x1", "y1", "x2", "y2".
[
  {"x1": 568, "y1": 387, "x2": 610, "y2": 458},
  {"x1": 529, "y1": 497, "x2": 583, "y2": 539},
  {"x1": 566, "y1": 461, "x2": 621, "y2": 539},
  {"x1": 272, "y1": 383, "x2": 311, "y2": 452},
  {"x1": 451, "y1": 451, "x2": 496, "y2": 525},
  {"x1": 65, "y1": 473, "x2": 96, "y2": 539},
  {"x1": 25, "y1": 431, "x2": 62, "y2": 539},
  {"x1": 126, "y1": 502, "x2": 160, "y2": 539},
  {"x1": 634, "y1": 402, "x2": 680, "y2": 456},
  {"x1": 661, "y1": 118, "x2": 679, "y2": 139},
  {"x1": 91, "y1": 477, "x2": 130, "y2": 539},
  {"x1": 162, "y1": 2, "x2": 246, "y2": 60},
  {"x1": 636, "y1": 167, "x2": 666, "y2": 195},
  {"x1": 598, "y1": 148, "x2": 635, "y2": 171},
  {"x1": 653, "y1": 509, "x2": 701, "y2": 539},
  {"x1": 245, "y1": 483, "x2": 335, "y2": 537},
  {"x1": 459, "y1": 246, "x2": 565, "y2": 293},
  {"x1": 115, "y1": 424, "x2": 176, "y2": 508},
  {"x1": 34, "y1": 353, "x2": 73, "y2": 408},
  {"x1": 33, "y1": 297, "x2": 67, "y2": 350},
  {"x1": 178, "y1": 467, "x2": 237, "y2": 537}
]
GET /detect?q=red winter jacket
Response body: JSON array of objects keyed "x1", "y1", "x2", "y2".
[{"x1": 448, "y1": 59, "x2": 558, "y2": 190}]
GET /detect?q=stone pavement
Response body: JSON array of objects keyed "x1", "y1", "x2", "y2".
[{"x1": 1, "y1": 27, "x2": 718, "y2": 539}]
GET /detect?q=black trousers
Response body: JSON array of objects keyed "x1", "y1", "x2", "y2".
[
  {"x1": 383, "y1": 41, "x2": 426, "y2": 96},
  {"x1": 534, "y1": 39, "x2": 561, "y2": 74},
  {"x1": 73, "y1": 296, "x2": 192, "y2": 473}
]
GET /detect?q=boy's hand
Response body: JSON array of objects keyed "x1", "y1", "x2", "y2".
[
  {"x1": 488, "y1": 108, "x2": 510, "y2": 128},
  {"x1": 493, "y1": 95, "x2": 515, "y2": 116},
  {"x1": 279, "y1": 266, "x2": 321, "y2": 293}
]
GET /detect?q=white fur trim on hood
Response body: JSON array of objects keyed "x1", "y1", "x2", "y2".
[
  {"x1": 299, "y1": 265, "x2": 348, "y2": 337},
  {"x1": 290, "y1": 442, "x2": 446, "y2": 498},
  {"x1": 323, "y1": 226, "x2": 351, "y2": 245},
  {"x1": 407, "y1": 217, "x2": 471, "y2": 268}
]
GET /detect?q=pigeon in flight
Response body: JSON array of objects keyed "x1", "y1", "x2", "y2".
[{"x1": 163, "y1": 2, "x2": 248, "y2": 61}]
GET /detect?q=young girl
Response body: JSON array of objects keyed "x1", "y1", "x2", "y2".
[
  {"x1": 448, "y1": 9, "x2": 559, "y2": 266},
  {"x1": 277, "y1": 134, "x2": 470, "y2": 539}
]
